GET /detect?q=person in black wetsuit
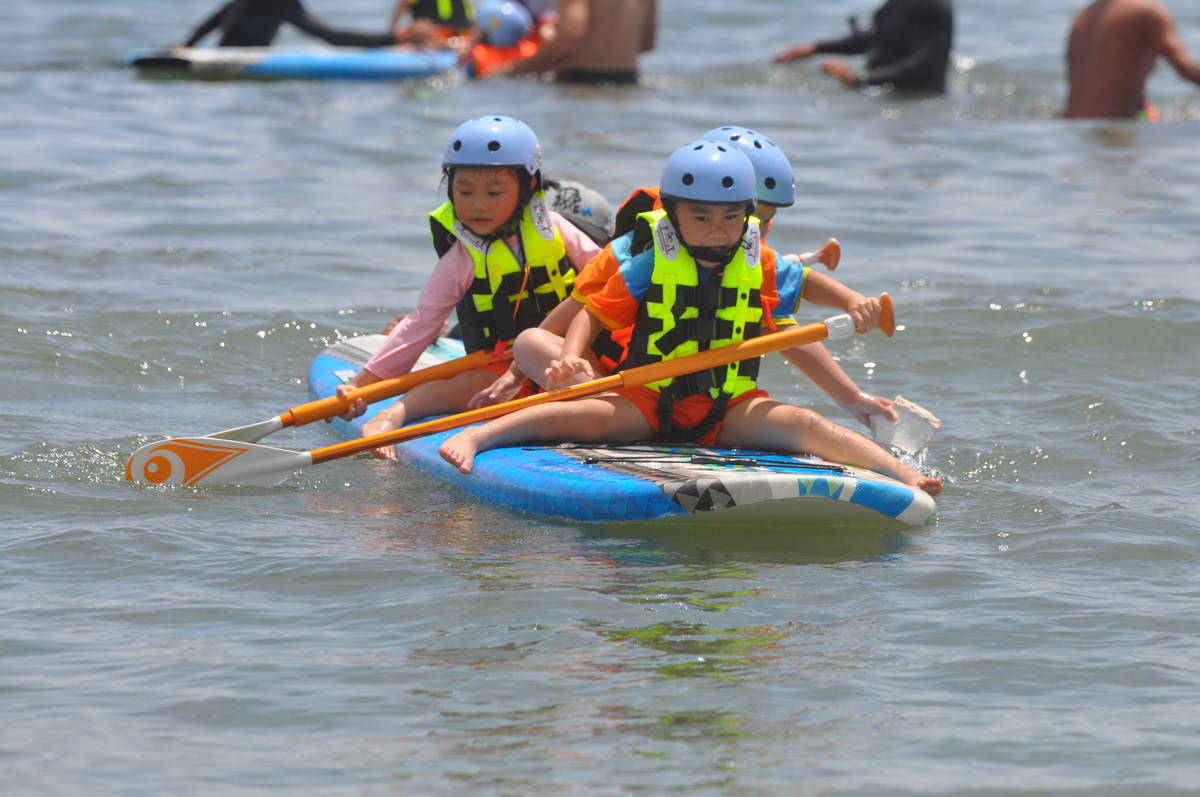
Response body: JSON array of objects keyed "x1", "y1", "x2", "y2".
[
  {"x1": 772, "y1": 0, "x2": 954, "y2": 94},
  {"x1": 184, "y1": 0, "x2": 400, "y2": 48}
]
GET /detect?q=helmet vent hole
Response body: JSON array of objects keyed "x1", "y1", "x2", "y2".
[
  {"x1": 487, "y1": 140, "x2": 501, "y2": 152},
  {"x1": 681, "y1": 174, "x2": 695, "y2": 186},
  {"x1": 721, "y1": 177, "x2": 734, "y2": 188},
  {"x1": 452, "y1": 140, "x2": 463, "y2": 151},
  {"x1": 765, "y1": 177, "x2": 776, "y2": 189},
  {"x1": 754, "y1": 141, "x2": 763, "y2": 149}
]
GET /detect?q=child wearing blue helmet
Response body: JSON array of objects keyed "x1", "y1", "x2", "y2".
[
  {"x1": 512, "y1": 125, "x2": 901, "y2": 436},
  {"x1": 463, "y1": 1, "x2": 540, "y2": 79},
  {"x1": 439, "y1": 139, "x2": 942, "y2": 496},
  {"x1": 703, "y1": 125, "x2": 901, "y2": 432},
  {"x1": 335, "y1": 116, "x2": 601, "y2": 457}
]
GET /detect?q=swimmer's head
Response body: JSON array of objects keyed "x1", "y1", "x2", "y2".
[{"x1": 475, "y1": 1, "x2": 534, "y2": 48}]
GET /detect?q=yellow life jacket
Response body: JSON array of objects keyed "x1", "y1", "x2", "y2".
[
  {"x1": 429, "y1": 192, "x2": 575, "y2": 353},
  {"x1": 625, "y1": 208, "x2": 765, "y2": 439}
]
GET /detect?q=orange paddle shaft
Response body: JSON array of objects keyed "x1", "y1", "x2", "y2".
[{"x1": 284, "y1": 348, "x2": 507, "y2": 427}]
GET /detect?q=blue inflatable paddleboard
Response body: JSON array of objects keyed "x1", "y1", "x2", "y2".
[
  {"x1": 126, "y1": 46, "x2": 457, "y2": 81},
  {"x1": 308, "y1": 335, "x2": 937, "y2": 528}
]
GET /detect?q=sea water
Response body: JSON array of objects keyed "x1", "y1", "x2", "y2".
[{"x1": 3, "y1": 0, "x2": 1200, "y2": 793}]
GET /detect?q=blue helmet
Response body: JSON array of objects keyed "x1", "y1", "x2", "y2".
[
  {"x1": 702, "y1": 126, "x2": 795, "y2": 207},
  {"x1": 476, "y1": 1, "x2": 534, "y2": 48},
  {"x1": 659, "y1": 140, "x2": 757, "y2": 207},
  {"x1": 442, "y1": 115, "x2": 541, "y2": 176}
]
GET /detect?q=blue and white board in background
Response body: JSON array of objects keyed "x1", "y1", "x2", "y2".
[
  {"x1": 125, "y1": 46, "x2": 458, "y2": 81},
  {"x1": 308, "y1": 335, "x2": 937, "y2": 528}
]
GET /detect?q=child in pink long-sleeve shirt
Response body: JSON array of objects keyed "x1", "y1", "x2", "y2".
[{"x1": 336, "y1": 115, "x2": 601, "y2": 458}]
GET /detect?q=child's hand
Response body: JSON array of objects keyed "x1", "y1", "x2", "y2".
[
  {"x1": 330, "y1": 384, "x2": 367, "y2": 422},
  {"x1": 467, "y1": 369, "x2": 525, "y2": 409},
  {"x1": 839, "y1": 392, "x2": 898, "y2": 429},
  {"x1": 546, "y1": 356, "x2": 593, "y2": 390},
  {"x1": 847, "y1": 294, "x2": 882, "y2": 333}
]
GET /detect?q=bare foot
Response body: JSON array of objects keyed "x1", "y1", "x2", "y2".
[
  {"x1": 888, "y1": 460, "x2": 943, "y2": 497},
  {"x1": 916, "y1": 476, "x2": 943, "y2": 497},
  {"x1": 362, "y1": 416, "x2": 399, "y2": 460},
  {"x1": 439, "y1": 429, "x2": 479, "y2": 474}
]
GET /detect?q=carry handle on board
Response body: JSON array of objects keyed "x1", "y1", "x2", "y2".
[{"x1": 124, "y1": 296, "x2": 893, "y2": 488}]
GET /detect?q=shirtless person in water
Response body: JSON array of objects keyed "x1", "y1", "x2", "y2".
[
  {"x1": 491, "y1": 0, "x2": 657, "y2": 84},
  {"x1": 1065, "y1": 0, "x2": 1200, "y2": 119}
]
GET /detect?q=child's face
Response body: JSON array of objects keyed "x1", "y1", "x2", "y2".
[
  {"x1": 451, "y1": 167, "x2": 524, "y2": 236},
  {"x1": 755, "y1": 203, "x2": 777, "y2": 240},
  {"x1": 674, "y1": 201, "x2": 748, "y2": 266},
  {"x1": 755, "y1": 203, "x2": 778, "y2": 225}
]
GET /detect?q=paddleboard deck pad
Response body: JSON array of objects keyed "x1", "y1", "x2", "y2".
[
  {"x1": 126, "y1": 46, "x2": 457, "y2": 80},
  {"x1": 308, "y1": 335, "x2": 936, "y2": 527}
]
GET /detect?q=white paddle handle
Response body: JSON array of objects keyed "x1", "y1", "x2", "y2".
[{"x1": 824, "y1": 314, "x2": 854, "y2": 341}]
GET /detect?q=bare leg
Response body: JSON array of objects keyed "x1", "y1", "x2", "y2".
[
  {"x1": 719, "y1": 397, "x2": 943, "y2": 496},
  {"x1": 362, "y1": 370, "x2": 497, "y2": 459},
  {"x1": 439, "y1": 394, "x2": 650, "y2": 474},
  {"x1": 513, "y1": 327, "x2": 604, "y2": 390}
]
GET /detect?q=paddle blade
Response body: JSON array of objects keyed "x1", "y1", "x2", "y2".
[
  {"x1": 879, "y1": 292, "x2": 895, "y2": 337},
  {"x1": 870, "y1": 396, "x2": 942, "y2": 454},
  {"x1": 126, "y1": 437, "x2": 312, "y2": 487},
  {"x1": 787, "y1": 238, "x2": 840, "y2": 271},
  {"x1": 818, "y1": 237, "x2": 840, "y2": 270}
]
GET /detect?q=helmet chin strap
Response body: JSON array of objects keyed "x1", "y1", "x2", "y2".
[{"x1": 484, "y1": 215, "x2": 522, "y2": 243}]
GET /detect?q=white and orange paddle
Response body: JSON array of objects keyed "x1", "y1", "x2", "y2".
[
  {"x1": 193, "y1": 347, "x2": 510, "y2": 445},
  {"x1": 126, "y1": 297, "x2": 894, "y2": 488},
  {"x1": 785, "y1": 237, "x2": 841, "y2": 270}
]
